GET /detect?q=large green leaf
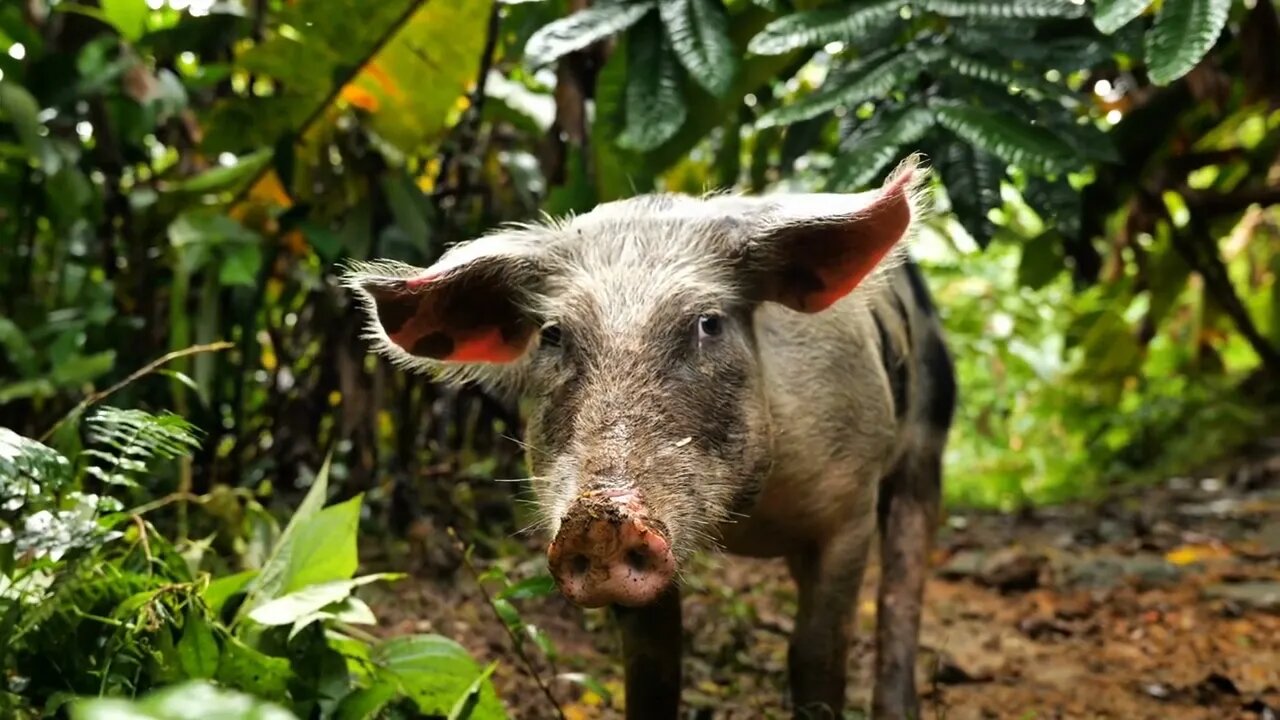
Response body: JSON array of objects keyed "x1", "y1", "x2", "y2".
[
  {"x1": 618, "y1": 15, "x2": 688, "y2": 152},
  {"x1": 246, "y1": 574, "x2": 397, "y2": 626},
  {"x1": 944, "y1": 51, "x2": 1077, "y2": 105},
  {"x1": 919, "y1": 0, "x2": 1088, "y2": 19},
  {"x1": 71, "y1": 681, "x2": 297, "y2": 720},
  {"x1": 1094, "y1": 0, "x2": 1152, "y2": 34},
  {"x1": 281, "y1": 494, "x2": 362, "y2": 593},
  {"x1": 746, "y1": 0, "x2": 902, "y2": 56},
  {"x1": 345, "y1": 0, "x2": 494, "y2": 152},
  {"x1": 934, "y1": 103, "x2": 1077, "y2": 176},
  {"x1": 177, "y1": 608, "x2": 220, "y2": 680},
  {"x1": 1144, "y1": 0, "x2": 1232, "y2": 86},
  {"x1": 375, "y1": 635, "x2": 507, "y2": 719},
  {"x1": 757, "y1": 47, "x2": 934, "y2": 128},
  {"x1": 933, "y1": 138, "x2": 1004, "y2": 246},
  {"x1": 234, "y1": 454, "x2": 333, "y2": 624},
  {"x1": 524, "y1": 1, "x2": 655, "y2": 67},
  {"x1": 829, "y1": 106, "x2": 935, "y2": 191},
  {"x1": 658, "y1": 0, "x2": 737, "y2": 97}
]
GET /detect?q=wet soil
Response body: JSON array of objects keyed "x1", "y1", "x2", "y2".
[{"x1": 364, "y1": 441, "x2": 1280, "y2": 720}]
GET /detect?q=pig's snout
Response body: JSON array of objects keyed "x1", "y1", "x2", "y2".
[{"x1": 547, "y1": 496, "x2": 675, "y2": 609}]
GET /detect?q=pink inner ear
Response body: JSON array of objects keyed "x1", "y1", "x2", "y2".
[
  {"x1": 377, "y1": 273, "x2": 533, "y2": 364},
  {"x1": 800, "y1": 169, "x2": 914, "y2": 312},
  {"x1": 449, "y1": 327, "x2": 530, "y2": 363}
]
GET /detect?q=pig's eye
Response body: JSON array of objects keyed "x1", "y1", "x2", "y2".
[
  {"x1": 540, "y1": 322, "x2": 562, "y2": 348},
  {"x1": 697, "y1": 314, "x2": 723, "y2": 341}
]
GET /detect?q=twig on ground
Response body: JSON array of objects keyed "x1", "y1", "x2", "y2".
[{"x1": 449, "y1": 527, "x2": 567, "y2": 720}]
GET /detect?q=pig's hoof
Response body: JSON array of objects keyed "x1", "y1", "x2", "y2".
[{"x1": 548, "y1": 514, "x2": 675, "y2": 608}]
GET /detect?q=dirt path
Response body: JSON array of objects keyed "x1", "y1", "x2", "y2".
[{"x1": 366, "y1": 445, "x2": 1280, "y2": 719}]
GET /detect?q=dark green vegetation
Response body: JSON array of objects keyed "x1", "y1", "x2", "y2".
[{"x1": 1, "y1": 0, "x2": 1277, "y2": 717}]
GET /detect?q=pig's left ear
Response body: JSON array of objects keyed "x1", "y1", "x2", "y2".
[
  {"x1": 341, "y1": 247, "x2": 543, "y2": 368},
  {"x1": 747, "y1": 159, "x2": 924, "y2": 313}
]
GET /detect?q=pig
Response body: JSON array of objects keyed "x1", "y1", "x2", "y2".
[{"x1": 343, "y1": 156, "x2": 956, "y2": 720}]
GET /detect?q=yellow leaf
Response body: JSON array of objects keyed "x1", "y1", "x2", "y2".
[
  {"x1": 1165, "y1": 543, "x2": 1232, "y2": 566},
  {"x1": 562, "y1": 705, "x2": 593, "y2": 720},
  {"x1": 340, "y1": 84, "x2": 381, "y2": 112},
  {"x1": 580, "y1": 690, "x2": 602, "y2": 707}
]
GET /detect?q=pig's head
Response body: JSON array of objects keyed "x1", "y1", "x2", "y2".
[{"x1": 344, "y1": 159, "x2": 925, "y2": 608}]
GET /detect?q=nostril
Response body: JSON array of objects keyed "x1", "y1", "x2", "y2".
[
  {"x1": 570, "y1": 554, "x2": 590, "y2": 576},
  {"x1": 625, "y1": 548, "x2": 649, "y2": 573}
]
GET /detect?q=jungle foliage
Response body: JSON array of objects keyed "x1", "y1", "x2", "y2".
[{"x1": 1, "y1": 0, "x2": 1278, "y2": 716}]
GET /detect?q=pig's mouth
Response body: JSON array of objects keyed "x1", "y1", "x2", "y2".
[{"x1": 546, "y1": 489, "x2": 676, "y2": 608}]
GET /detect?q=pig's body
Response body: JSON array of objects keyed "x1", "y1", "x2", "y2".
[
  {"x1": 724, "y1": 262, "x2": 952, "y2": 559},
  {"x1": 347, "y1": 160, "x2": 955, "y2": 719}
]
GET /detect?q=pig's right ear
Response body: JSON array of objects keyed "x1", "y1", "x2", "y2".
[
  {"x1": 341, "y1": 251, "x2": 541, "y2": 367},
  {"x1": 745, "y1": 158, "x2": 925, "y2": 314}
]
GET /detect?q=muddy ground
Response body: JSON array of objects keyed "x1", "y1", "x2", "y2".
[{"x1": 365, "y1": 442, "x2": 1280, "y2": 719}]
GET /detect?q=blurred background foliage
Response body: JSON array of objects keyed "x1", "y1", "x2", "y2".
[{"x1": 0, "y1": 0, "x2": 1279, "y2": 714}]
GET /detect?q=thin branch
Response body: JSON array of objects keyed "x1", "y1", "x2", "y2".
[
  {"x1": 432, "y1": 1, "x2": 504, "y2": 196},
  {"x1": 449, "y1": 528, "x2": 567, "y2": 720},
  {"x1": 40, "y1": 341, "x2": 234, "y2": 443}
]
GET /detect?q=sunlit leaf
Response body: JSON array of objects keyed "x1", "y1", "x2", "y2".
[
  {"x1": 248, "y1": 574, "x2": 397, "y2": 626},
  {"x1": 829, "y1": 106, "x2": 934, "y2": 191},
  {"x1": 524, "y1": 1, "x2": 654, "y2": 67},
  {"x1": 1094, "y1": 0, "x2": 1153, "y2": 34},
  {"x1": 935, "y1": 103, "x2": 1077, "y2": 176},
  {"x1": 747, "y1": 0, "x2": 901, "y2": 56},
  {"x1": 71, "y1": 680, "x2": 297, "y2": 720},
  {"x1": 1144, "y1": 0, "x2": 1232, "y2": 86},
  {"x1": 919, "y1": 0, "x2": 1088, "y2": 19},
  {"x1": 618, "y1": 15, "x2": 688, "y2": 151},
  {"x1": 658, "y1": 0, "x2": 737, "y2": 96}
]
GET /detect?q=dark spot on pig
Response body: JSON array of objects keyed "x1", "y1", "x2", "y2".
[
  {"x1": 903, "y1": 260, "x2": 937, "y2": 317},
  {"x1": 571, "y1": 554, "x2": 590, "y2": 575},
  {"x1": 874, "y1": 310, "x2": 908, "y2": 422},
  {"x1": 411, "y1": 332, "x2": 455, "y2": 359},
  {"x1": 920, "y1": 330, "x2": 957, "y2": 431}
]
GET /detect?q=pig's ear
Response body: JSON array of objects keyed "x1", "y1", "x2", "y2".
[
  {"x1": 748, "y1": 159, "x2": 924, "y2": 313},
  {"x1": 341, "y1": 249, "x2": 542, "y2": 367}
]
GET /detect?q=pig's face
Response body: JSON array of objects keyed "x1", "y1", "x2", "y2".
[{"x1": 346, "y1": 160, "x2": 922, "y2": 608}]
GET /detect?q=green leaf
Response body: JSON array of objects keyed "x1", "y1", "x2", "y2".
[
  {"x1": 524, "y1": 1, "x2": 655, "y2": 67},
  {"x1": 1094, "y1": 0, "x2": 1152, "y2": 34},
  {"x1": 235, "y1": 453, "x2": 333, "y2": 624},
  {"x1": 0, "y1": 81, "x2": 46, "y2": 167},
  {"x1": 215, "y1": 635, "x2": 295, "y2": 701},
  {"x1": 746, "y1": 0, "x2": 902, "y2": 56},
  {"x1": 919, "y1": 0, "x2": 1088, "y2": 19},
  {"x1": 204, "y1": 570, "x2": 258, "y2": 615},
  {"x1": 658, "y1": 0, "x2": 737, "y2": 97},
  {"x1": 1017, "y1": 229, "x2": 1066, "y2": 290},
  {"x1": 167, "y1": 148, "x2": 274, "y2": 195},
  {"x1": 218, "y1": 243, "x2": 263, "y2": 287},
  {"x1": 375, "y1": 635, "x2": 507, "y2": 719},
  {"x1": 758, "y1": 48, "x2": 931, "y2": 129},
  {"x1": 495, "y1": 574, "x2": 557, "y2": 601},
  {"x1": 829, "y1": 107, "x2": 935, "y2": 191},
  {"x1": 618, "y1": 15, "x2": 688, "y2": 151},
  {"x1": 933, "y1": 138, "x2": 1004, "y2": 246},
  {"x1": 1144, "y1": 0, "x2": 1232, "y2": 86},
  {"x1": 71, "y1": 680, "x2": 297, "y2": 720},
  {"x1": 934, "y1": 103, "x2": 1077, "y2": 176},
  {"x1": 282, "y1": 494, "x2": 363, "y2": 593},
  {"x1": 177, "y1": 608, "x2": 220, "y2": 679},
  {"x1": 248, "y1": 574, "x2": 391, "y2": 626},
  {"x1": 101, "y1": 0, "x2": 148, "y2": 41},
  {"x1": 944, "y1": 51, "x2": 1077, "y2": 105},
  {"x1": 287, "y1": 596, "x2": 378, "y2": 640},
  {"x1": 448, "y1": 662, "x2": 499, "y2": 720}
]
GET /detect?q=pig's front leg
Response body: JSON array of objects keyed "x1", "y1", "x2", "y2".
[
  {"x1": 612, "y1": 586, "x2": 683, "y2": 720},
  {"x1": 786, "y1": 519, "x2": 876, "y2": 719}
]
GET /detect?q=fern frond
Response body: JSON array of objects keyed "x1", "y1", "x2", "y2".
[
  {"x1": 920, "y1": 0, "x2": 1088, "y2": 20},
  {"x1": 659, "y1": 0, "x2": 737, "y2": 97},
  {"x1": 747, "y1": 0, "x2": 903, "y2": 56},
  {"x1": 829, "y1": 107, "x2": 936, "y2": 191},
  {"x1": 1144, "y1": 0, "x2": 1232, "y2": 86}
]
